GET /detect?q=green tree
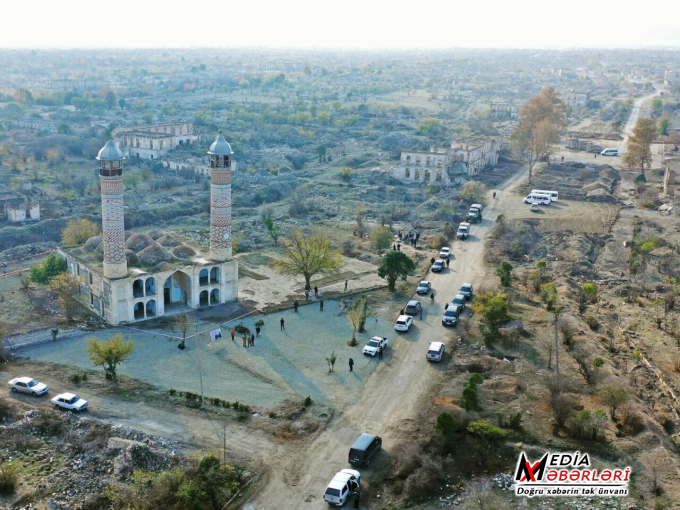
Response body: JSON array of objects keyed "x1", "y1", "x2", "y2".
[
  {"x1": 104, "y1": 91, "x2": 118, "y2": 109},
  {"x1": 370, "y1": 226, "x2": 392, "y2": 251},
  {"x1": 62, "y1": 218, "x2": 100, "y2": 246},
  {"x1": 377, "y1": 251, "x2": 416, "y2": 291},
  {"x1": 578, "y1": 282, "x2": 598, "y2": 313},
  {"x1": 651, "y1": 98, "x2": 663, "y2": 118},
  {"x1": 316, "y1": 145, "x2": 326, "y2": 162},
  {"x1": 495, "y1": 261, "x2": 513, "y2": 287},
  {"x1": 415, "y1": 118, "x2": 443, "y2": 136},
  {"x1": 657, "y1": 115, "x2": 672, "y2": 136},
  {"x1": 30, "y1": 254, "x2": 67, "y2": 284},
  {"x1": 540, "y1": 282, "x2": 558, "y2": 311},
  {"x1": 273, "y1": 229, "x2": 341, "y2": 291},
  {"x1": 346, "y1": 297, "x2": 365, "y2": 345},
  {"x1": 435, "y1": 412, "x2": 457, "y2": 437},
  {"x1": 472, "y1": 292, "x2": 509, "y2": 335},
  {"x1": 339, "y1": 166, "x2": 352, "y2": 181},
  {"x1": 598, "y1": 382, "x2": 629, "y2": 420},
  {"x1": 460, "y1": 373, "x2": 484, "y2": 411},
  {"x1": 85, "y1": 334, "x2": 136, "y2": 383},
  {"x1": 466, "y1": 419, "x2": 508, "y2": 466},
  {"x1": 263, "y1": 218, "x2": 281, "y2": 246},
  {"x1": 623, "y1": 118, "x2": 656, "y2": 176},
  {"x1": 141, "y1": 112, "x2": 154, "y2": 124}
]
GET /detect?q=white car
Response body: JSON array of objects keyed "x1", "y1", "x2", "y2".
[
  {"x1": 394, "y1": 315, "x2": 414, "y2": 332},
  {"x1": 457, "y1": 222, "x2": 470, "y2": 240},
  {"x1": 439, "y1": 247, "x2": 451, "y2": 259},
  {"x1": 51, "y1": 393, "x2": 89, "y2": 412},
  {"x1": 427, "y1": 342, "x2": 446, "y2": 362},
  {"x1": 323, "y1": 468, "x2": 360, "y2": 506},
  {"x1": 8, "y1": 377, "x2": 49, "y2": 396},
  {"x1": 363, "y1": 336, "x2": 388, "y2": 356},
  {"x1": 416, "y1": 281, "x2": 431, "y2": 295}
]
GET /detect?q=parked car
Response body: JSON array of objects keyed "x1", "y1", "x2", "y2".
[
  {"x1": 427, "y1": 342, "x2": 446, "y2": 362},
  {"x1": 323, "y1": 469, "x2": 360, "y2": 506},
  {"x1": 51, "y1": 393, "x2": 88, "y2": 412},
  {"x1": 601, "y1": 148, "x2": 619, "y2": 156},
  {"x1": 531, "y1": 203, "x2": 539, "y2": 212},
  {"x1": 451, "y1": 294, "x2": 466, "y2": 312},
  {"x1": 431, "y1": 260, "x2": 445, "y2": 272},
  {"x1": 439, "y1": 247, "x2": 451, "y2": 259},
  {"x1": 416, "y1": 281, "x2": 431, "y2": 294},
  {"x1": 363, "y1": 336, "x2": 388, "y2": 356},
  {"x1": 348, "y1": 433, "x2": 382, "y2": 467},
  {"x1": 8, "y1": 377, "x2": 49, "y2": 396},
  {"x1": 442, "y1": 307, "x2": 460, "y2": 326},
  {"x1": 404, "y1": 300, "x2": 422, "y2": 315},
  {"x1": 466, "y1": 204, "x2": 483, "y2": 223},
  {"x1": 457, "y1": 222, "x2": 470, "y2": 240},
  {"x1": 459, "y1": 283, "x2": 473, "y2": 301},
  {"x1": 394, "y1": 315, "x2": 414, "y2": 332}
]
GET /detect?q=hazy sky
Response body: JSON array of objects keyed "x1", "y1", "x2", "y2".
[{"x1": 2, "y1": 0, "x2": 679, "y2": 49}]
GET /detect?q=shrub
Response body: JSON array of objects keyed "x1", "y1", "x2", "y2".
[
  {"x1": 550, "y1": 393, "x2": 574, "y2": 428},
  {"x1": 33, "y1": 411, "x2": 65, "y2": 436},
  {"x1": 435, "y1": 412, "x2": 457, "y2": 437},
  {"x1": 168, "y1": 389, "x2": 177, "y2": 396},
  {"x1": 303, "y1": 396, "x2": 313, "y2": 407},
  {"x1": 540, "y1": 282, "x2": 558, "y2": 310},
  {"x1": 569, "y1": 409, "x2": 607, "y2": 441},
  {"x1": 269, "y1": 412, "x2": 277, "y2": 419},
  {"x1": 0, "y1": 462, "x2": 19, "y2": 495},
  {"x1": 620, "y1": 409, "x2": 645, "y2": 435},
  {"x1": 460, "y1": 373, "x2": 483, "y2": 411},
  {"x1": 584, "y1": 314, "x2": 599, "y2": 330}
]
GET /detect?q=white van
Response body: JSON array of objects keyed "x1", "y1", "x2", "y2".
[
  {"x1": 601, "y1": 148, "x2": 619, "y2": 156},
  {"x1": 531, "y1": 189, "x2": 559, "y2": 202},
  {"x1": 524, "y1": 194, "x2": 551, "y2": 205}
]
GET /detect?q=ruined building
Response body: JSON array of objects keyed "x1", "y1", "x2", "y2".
[
  {"x1": 58, "y1": 132, "x2": 238, "y2": 324},
  {"x1": 113, "y1": 122, "x2": 198, "y2": 160}
]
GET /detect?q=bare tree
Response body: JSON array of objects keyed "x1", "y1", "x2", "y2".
[{"x1": 540, "y1": 336, "x2": 555, "y2": 369}]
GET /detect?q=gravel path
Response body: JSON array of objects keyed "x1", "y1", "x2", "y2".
[{"x1": 19, "y1": 300, "x2": 391, "y2": 410}]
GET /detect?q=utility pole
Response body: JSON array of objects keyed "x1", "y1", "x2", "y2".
[
  {"x1": 553, "y1": 306, "x2": 563, "y2": 376},
  {"x1": 194, "y1": 321, "x2": 205, "y2": 405}
]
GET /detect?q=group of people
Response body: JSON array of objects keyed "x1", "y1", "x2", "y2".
[{"x1": 397, "y1": 230, "x2": 420, "y2": 248}]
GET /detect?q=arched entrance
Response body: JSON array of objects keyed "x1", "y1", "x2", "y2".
[
  {"x1": 210, "y1": 267, "x2": 219, "y2": 284},
  {"x1": 146, "y1": 300, "x2": 156, "y2": 317},
  {"x1": 199, "y1": 290, "x2": 209, "y2": 307},
  {"x1": 210, "y1": 289, "x2": 219, "y2": 304},
  {"x1": 133, "y1": 302, "x2": 145, "y2": 320},
  {"x1": 199, "y1": 268, "x2": 209, "y2": 286},
  {"x1": 163, "y1": 270, "x2": 192, "y2": 311}
]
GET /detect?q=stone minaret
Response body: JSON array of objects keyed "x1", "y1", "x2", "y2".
[
  {"x1": 97, "y1": 140, "x2": 128, "y2": 279},
  {"x1": 207, "y1": 131, "x2": 234, "y2": 262}
]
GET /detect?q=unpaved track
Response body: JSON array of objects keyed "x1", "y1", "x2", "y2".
[{"x1": 247, "y1": 168, "x2": 528, "y2": 508}]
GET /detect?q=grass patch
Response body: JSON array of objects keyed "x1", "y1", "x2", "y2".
[
  {"x1": 238, "y1": 253, "x2": 276, "y2": 266},
  {"x1": 238, "y1": 267, "x2": 270, "y2": 280}
]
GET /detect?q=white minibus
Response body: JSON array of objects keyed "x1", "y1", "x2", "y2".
[{"x1": 531, "y1": 189, "x2": 558, "y2": 202}]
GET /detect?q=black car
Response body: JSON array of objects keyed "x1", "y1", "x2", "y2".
[
  {"x1": 405, "y1": 300, "x2": 422, "y2": 315},
  {"x1": 348, "y1": 433, "x2": 382, "y2": 467},
  {"x1": 459, "y1": 283, "x2": 473, "y2": 301},
  {"x1": 431, "y1": 260, "x2": 444, "y2": 272},
  {"x1": 442, "y1": 307, "x2": 460, "y2": 326}
]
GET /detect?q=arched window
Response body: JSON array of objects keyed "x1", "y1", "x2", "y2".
[
  {"x1": 199, "y1": 269, "x2": 209, "y2": 286},
  {"x1": 414, "y1": 169, "x2": 420, "y2": 180},
  {"x1": 146, "y1": 300, "x2": 156, "y2": 317},
  {"x1": 145, "y1": 277, "x2": 156, "y2": 296},
  {"x1": 210, "y1": 289, "x2": 219, "y2": 304},
  {"x1": 426, "y1": 157, "x2": 431, "y2": 166},
  {"x1": 199, "y1": 290, "x2": 209, "y2": 307},
  {"x1": 435, "y1": 171, "x2": 442, "y2": 182},
  {"x1": 132, "y1": 279, "x2": 144, "y2": 298},
  {"x1": 405, "y1": 168, "x2": 410, "y2": 178},
  {"x1": 210, "y1": 267, "x2": 219, "y2": 284},
  {"x1": 415, "y1": 156, "x2": 421, "y2": 165},
  {"x1": 133, "y1": 302, "x2": 145, "y2": 320},
  {"x1": 424, "y1": 170, "x2": 431, "y2": 182}
]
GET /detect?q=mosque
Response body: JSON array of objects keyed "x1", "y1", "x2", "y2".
[{"x1": 57, "y1": 132, "x2": 239, "y2": 324}]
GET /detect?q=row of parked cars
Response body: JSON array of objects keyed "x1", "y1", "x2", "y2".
[{"x1": 8, "y1": 377, "x2": 89, "y2": 411}]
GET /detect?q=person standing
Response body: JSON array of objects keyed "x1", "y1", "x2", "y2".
[
  {"x1": 378, "y1": 345, "x2": 383, "y2": 360},
  {"x1": 314, "y1": 285, "x2": 319, "y2": 298},
  {"x1": 349, "y1": 358, "x2": 354, "y2": 372},
  {"x1": 420, "y1": 308, "x2": 423, "y2": 320},
  {"x1": 243, "y1": 334, "x2": 248, "y2": 347},
  {"x1": 397, "y1": 243, "x2": 401, "y2": 251},
  {"x1": 493, "y1": 191, "x2": 496, "y2": 199},
  {"x1": 352, "y1": 489, "x2": 360, "y2": 509},
  {"x1": 293, "y1": 299, "x2": 299, "y2": 312},
  {"x1": 561, "y1": 156, "x2": 564, "y2": 163},
  {"x1": 255, "y1": 325, "x2": 261, "y2": 337},
  {"x1": 446, "y1": 258, "x2": 450, "y2": 268},
  {"x1": 230, "y1": 328, "x2": 236, "y2": 341},
  {"x1": 430, "y1": 292, "x2": 435, "y2": 304},
  {"x1": 344, "y1": 280, "x2": 349, "y2": 292},
  {"x1": 250, "y1": 333, "x2": 255, "y2": 347},
  {"x1": 319, "y1": 299, "x2": 324, "y2": 311},
  {"x1": 2, "y1": 262, "x2": 6, "y2": 276},
  {"x1": 280, "y1": 318, "x2": 285, "y2": 331}
]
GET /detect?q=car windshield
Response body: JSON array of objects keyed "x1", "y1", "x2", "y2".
[
  {"x1": 453, "y1": 297, "x2": 463, "y2": 304},
  {"x1": 427, "y1": 350, "x2": 439, "y2": 355},
  {"x1": 325, "y1": 488, "x2": 341, "y2": 497},
  {"x1": 27, "y1": 380, "x2": 38, "y2": 387},
  {"x1": 396, "y1": 320, "x2": 406, "y2": 325},
  {"x1": 444, "y1": 310, "x2": 457, "y2": 317},
  {"x1": 67, "y1": 396, "x2": 79, "y2": 404},
  {"x1": 367, "y1": 341, "x2": 378, "y2": 347},
  {"x1": 418, "y1": 284, "x2": 427, "y2": 289},
  {"x1": 461, "y1": 285, "x2": 471, "y2": 291}
]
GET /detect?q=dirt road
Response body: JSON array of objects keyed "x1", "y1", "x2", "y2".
[{"x1": 246, "y1": 169, "x2": 528, "y2": 508}]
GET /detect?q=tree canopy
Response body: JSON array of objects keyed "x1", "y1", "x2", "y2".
[
  {"x1": 272, "y1": 228, "x2": 341, "y2": 291},
  {"x1": 62, "y1": 218, "x2": 100, "y2": 246},
  {"x1": 377, "y1": 251, "x2": 415, "y2": 291},
  {"x1": 30, "y1": 253, "x2": 66, "y2": 284},
  {"x1": 623, "y1": 118, "x2": 656, "y2": 175},
  {"x1": 85, "y1": 334, "x2": 136, "y2": 382}
]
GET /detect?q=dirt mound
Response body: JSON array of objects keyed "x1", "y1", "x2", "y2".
[
  {"x1": 84, "y1": 236, "x2": 102, "y2": 251},
  {"x1": 171, "y1": 245, "x2": 196, "y2": 259},
  {"x1": 138, "y1": 244, "x2": 173, "y2": 266},
  {"x1": 157, "y1": 234, "x2": 182, "y2": 247},
  {"x1": 125, "y1": 233, "x2": 155, "y2": 252},
  {"x1": 146, "y1": 229, "x2": 163, "y2": 240}
]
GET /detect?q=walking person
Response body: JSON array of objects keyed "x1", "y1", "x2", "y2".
[
  {"x1": 378, "y1": 345, "x2": 383, "y2": 360},
  {"x1": 2, "y1": 262, "x2": 6, "y2": 276},
  {"x1": 255, "y1": 325, "x2": 261, "y2": 337},
  {"x1": 314, "y1": 285, "x2": 318, "y2": 298},
  {"x1": 293, "y1": 299, "x2": 299, "y2": 312},
  {"x1": 243, "y1": 334, "x2": 248, "y2": 347},
  {"x1": 319, "y1": 299, "x2": 324, "y2": 311},
  {"x1": 374, "y1": 317, "x2": 379, "y2": 329},
  {"x1": 430, "y1": 292, "x2": 435, "y2": 304},
  {"x1": 250, "y1": 334, "x2": 255, "y2": 347},
  {"x1": 230, "y1": 328, "x2": 235, "y2": 341},
  {"x1": 446, "y1": 258, "x2": 450, "y2": 268},
  {"x1": 445, "y1": 302, "x2": 449, "y2": 310},
  {"x1": 397, "y1": 243, "x2": 401, "y2": 251},
  {"x1": 419, "y1": 308, "x2": 423, "y2": 320},
  {"x1": 280, "y1": 317, "x2": 285, "y2": 331},
  {"x1": 561, "y1": 156, "x2": 564, "y2": 163},
  {"x1": 349, "y1": 357, "x2": 354, "y2": 372},
  {"x1": 344, "y1": 280, "x2": 349, "y2": 292}
]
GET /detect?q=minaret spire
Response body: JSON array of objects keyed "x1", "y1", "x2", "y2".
[{"x1": 207, "y1": 131, "x2": 234, "y2": 262}]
